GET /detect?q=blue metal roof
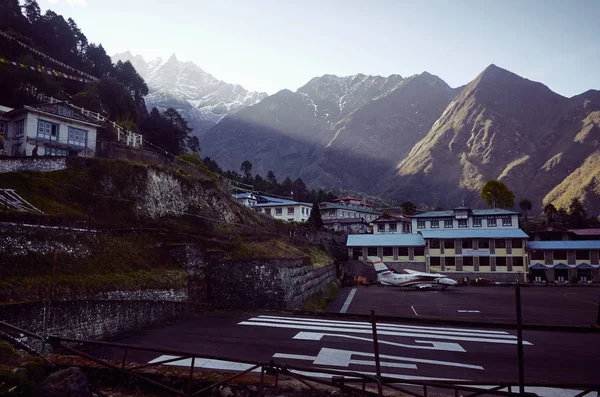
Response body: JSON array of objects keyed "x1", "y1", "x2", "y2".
[
  {"x1": 232, "y1": 193, "x2": 256, "y2": 199},
  {"x1": 413, "y1": 208, "x2": 519, "y2": 218},
  {"x1": 529, "y1": 263, "x2": 549, "y2": 269},
  {"x1": 255, "y1": 195, "x2": 312, "y2": 206},
  {"x1": 419, "y1": 229, "x2": 528, "y2": 239},
  {"x1": 528, "y1": 241, "x2": 600, "y2": 250},
  {"x1": 576, "y1": 263, "x2": 594, "y2": 269},
  {"x1": 346, "y1": 234, "x2": 425, "y2": 247},
  {"x1": 553, "y1": 263, "x2": 570, "y2": 269}
]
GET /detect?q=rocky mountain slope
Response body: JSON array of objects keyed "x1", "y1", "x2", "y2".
[
  {"x1": 200, "y1": 72, "x2": 457, "y2": 190},
  {"x1": 111, "y1": 52, "x2": 267, "y2": 136},
  {"x1": 377, "y1": 65, "x2": 600, "y2": 213}
]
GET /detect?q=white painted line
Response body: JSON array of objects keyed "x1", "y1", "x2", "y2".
[
  {"x1": 257, "y1": 314, "x2": 510, "y2": 334},
  {"x1": 274, "y1": 353, "x2": 418, "y2": 370},
  {"x1": 462, "y1": 385, "x2": 585, "y2": 397},
  {"x1": 148, "y1": 355, "x2": 468, "y2": 383},
  {"x1": 293, "y1": 331, "x2": 466, "y2": 352},
  {"x1": 457, "y1": 310, "x2": 480, "y2": 313},
  {"x1": 239, "y1": 321, "x2": 533, "y2": 345},
  {"x1": 411, "y1": 305, "x2": 419, "y2": 317},
  {"x1": 274, "y1": 347, "x2": 484, "y2": 370},
  {"x1": 564, "y1": 292, "x2": 600, "y2": 306},
  {"x1": 248, "y1": 317, "x2": 516, "y2": 339},
  {"x1": 340, "y1": 288, "x2": 357, "y2": 313}
]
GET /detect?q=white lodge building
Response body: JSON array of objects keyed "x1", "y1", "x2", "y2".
[
  {"x1": 0, "y1": 102, "x2": 99, "y2": 157},
  {"x1": 412, "y1": 206, "x2": 528, "y2": 281},
  {"x1": 252, "y1": 195, "x2": 312, "y2": 223},
  {"x1": 347, "y1": 206, "x2": 529, "y2": 281}
]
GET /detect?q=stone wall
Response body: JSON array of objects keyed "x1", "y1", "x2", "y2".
[
  {"x1": 207, "y1": 258, "x2": 338, "y2": 310},
  {"x1": 0, "y1": 300, "x2": 197, "y2": 351},
  {"x1": 95, "y1": 141, "x2": 170, "y2": 165},
  {"x1": 0, "y1": 157, "x2": 67, "y2": 173}
]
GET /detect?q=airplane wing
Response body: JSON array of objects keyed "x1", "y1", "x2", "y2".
[{"x1": 403, "y1": 269, "x2": 446, "y2": 278}]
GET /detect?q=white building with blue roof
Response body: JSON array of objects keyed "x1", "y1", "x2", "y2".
[{"x1": 251, "y1": 195, "x2": 313, "y2": 223}]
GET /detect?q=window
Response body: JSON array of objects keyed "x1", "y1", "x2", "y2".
[
  {"x1": 264, "y1": 208, "x2": 271, "y2": 215},
  {"x1": 414, "y1": 247, "x2": 425, "y2": 256},
  {"x1": 531, "y1": 251, "x2": 544, "y2": 260},
  {"x1": 275, "y1": 208, "x2": 282, "y2": 215},
  {"x1": 463, "y1": 256, "x2": 473, "y2": 267},
  {"x1": 14, "y1": 120, "x2": 25, "y2": 138},
  {"x1": 495, "y1": 239, "x2": 506, "y2": 248},
  {"x1": 301, "y1": 208, "x2": 305, "y2": 214},
  {"x1": 417, "y1": 220, "x2": 425, "y2": 229},
  {"x1": 496, "y1": 257, "x2": 507, "y2": 267},
  {"x1": 513, "y1": 257, "x2": 524, "y2": 267},
  {"x1": 287, "y1": 218, "x2": 294, "y2": 221},
  {"x1": 480, "y1": 256, "x2": 490, "y2": 266},
  {"x1": 479, "y1": 240, "x2": 490, "y2": 249},
  {"x1": 430, "y1": 240, "x2": 440, "y2": 249},
  {"x1": 458, "y1": 219, "x2": 468, "y2": 228},
  {"x1": 462, "y1": 239, "x2": 473, "y2": 249},
  {"x1": 430, "y1": 257, "x2": 441, "y2": 267},
  {"x1": 430, "y1": 220, "x2": 439, "y2": 228},
  {"x1": 67, "y1": 127, "x2": 87, "y2": 147},
  {"x1": 0, "y1": 121, "x2": 6, "y2": 137},
  {"x1": 487, "y1": 218, "x2": 497, "y2": 227},
  {"x1": 377, "y1": 224, "x2": 385, "y2": 232},
  {"x1": 502, "y1": 217, "x2": 512, "y2": 226},
  {"x1": 473, "y1": 218, "x2": 482, "y2": 227},
  {"x1": 45, "y1": 147, "x2": 68, "y2": 156},
  {"x1": 398, "y1": 247, "x2": 409, "y2": 256},
  {"x1": 389, "y1": 223, "x2": 397, "y2": 232},
  {"x1": 444, "y1": 240, "x2": 454, "y2": 249},
  {"x1": 445, "y1": 257, "x2": 455, "y2": 267},
  {"x1": 512, "y1": 239, "x2": 523, "y2": 248},
  {"x1": 58, "y1": 106, "x2": 73, "y2": 117},
  {"x1": 553, "y1": 251, "x2": 567, "y2": 260},
  {"x1": 37, "y1": 120, "x2": 59, "y2": 140},
  {"x1": 287, "y1": 207, "x2": 294, "y2": 215},
  {"x1": 367, "y1": 247, "x2": 377, "y2": 256},
  {"x1": 576, "y1": 250, "x2": 590, "y2": 260},
  {"x1": 444, "y1": 219, "x2": 453, "y2": 228},
  {"x1": 383, "y1": 247, "x2": 393, "y2": 256}
]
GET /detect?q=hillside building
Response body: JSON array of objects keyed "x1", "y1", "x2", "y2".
[
  {"x1": 0, "y1": 102, "x2": 99, "y2": 157},
  {"x1": 250, "y1": 195, "x2": 312, "y2": 223},
  {"x1": 320, "y1": 196, "x2": 379, "y2": 234}
]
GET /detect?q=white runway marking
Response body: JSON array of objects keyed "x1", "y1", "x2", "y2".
[
  {"x1": 275, "y1": 347, "x2": 484, "y2": 370},
  {"x1": 239, "y1": 320, "x2": 531, "y2": 345},
  {"x1": 340, "y1": 288, "x2": 356, "y2": 313},
  {"x1": 293, "y1": 331, "x2": 466, "y2": 352},
  {"x1": 564, "y1": 292, "x2": 599, "y2": 306},
  {"x1": 457, "y1": 310, "x2": 480, "y2": 313}
]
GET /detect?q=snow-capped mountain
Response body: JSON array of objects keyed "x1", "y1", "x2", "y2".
[{"x1": 111, "y1": 51, "x2": 267, "y2": 136}]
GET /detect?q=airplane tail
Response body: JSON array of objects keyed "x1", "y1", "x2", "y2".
[{"x1": 367, "y1": 256, "x2": 392, "y2": 276}]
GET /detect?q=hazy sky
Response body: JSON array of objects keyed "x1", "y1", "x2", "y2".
[{"x1": 38, "y1": 0, "x2": 599, "y2": 96}]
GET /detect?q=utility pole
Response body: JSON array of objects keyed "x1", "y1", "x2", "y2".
[{"x1": 41, "y1": 248, "x2": 58, "y2": 355}]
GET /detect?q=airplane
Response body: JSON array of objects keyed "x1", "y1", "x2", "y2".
[{"x1": 366, "y1": 256, "x2": 458, "y2": 290}]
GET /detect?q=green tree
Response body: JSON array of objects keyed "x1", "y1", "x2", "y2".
[
  {"x1": 543, "y1": 203, "x2": 557, "y2": 223},
  {"x1": 568, "y1": 198, "x2": 587, "y2": 228},
  {"x1": 306, "y1": 202, "x2": 323, "y2": 230},
  {"x1": 187, "y1": 136, "x2": 200, "y2": 154},
  {"x1": 292, "y1": 178, "x2": 309, "y2": 202},
  {"x1": 240, "y1": 160, "x2": 253, "y2": 180},
  {"x1": 480, "y1": 180, "x2": 515, "y2": 208},
  {"x1": 400, "y1": 201, "x2": 417, "y2": 215},
  {"x1": 519, "y1": 199, "x2": 532, "y2": 225},
  {"x1": 266, "y1": 170, "x2": 277, "y2": 185}
]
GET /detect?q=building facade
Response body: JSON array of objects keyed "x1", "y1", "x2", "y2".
[
  {"x1": 0, "y1": 103, "x2": 99, "y2": 157},
  {"x1": 252, "y1": 195, "x2": 312, "y2": 223},
  {"x1": 372, "y1": 214, "x2": 412, "y2": 234},
  {"x1": 232, "y1": 193, "x2": 258, "y2": 207},
  {"x1": 347, "y1": 234, "x2": 427, "y2": 271},
  {"x1": 412, "y1": 207, "x2": 528, "y2": 281}
]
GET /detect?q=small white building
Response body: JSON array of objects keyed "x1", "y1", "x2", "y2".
[
  {"x1": 0, "y1": 102, "x2": 100, "y2": 157},
  {"x1": 252, "y1": 195, "x2": 312, "y2": 223},
  {"x1": 232, "y1": 192, "x2": 258, "y2": 207}
]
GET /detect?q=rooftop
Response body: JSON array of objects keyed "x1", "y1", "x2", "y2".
[
  {"x1": 568, "y1": 228, "x2": 600, "y2": 236},
  {"x1": 323, "y1": 218, "x2": 368, "y2": 225},
  {"x1": 528, "y1": 241, "x2": 600, "y2": 250},
  {"x1": 232, "y1": 193, "x2": 256, "y2": 200},
  {"x1": 319, "y1": 202, "x2": 379, "y2": 214},
  {"x1": 347, "y1": 234, "x2": 425, "y2": 247},
  {"x1": 255, "y1": 195, "x2": 312, "y2": 207},
  {"x1": 419, "y1": 229, "x2": 528, "y2": 239}
]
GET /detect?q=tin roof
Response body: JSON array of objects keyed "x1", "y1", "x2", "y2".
[
  {"x1": 319, "y1": 202, "x2": 378, "y2": 214},
  {"x1": 528, "y1": 241, "x2": 600, "y2": 250},
  {"x1": 568, "y1": 228, "x2": 600, "y2": 236},
  {"x1": 419, "y1": 229, "x2": 528, "y2": 239},
  {"x1": 346, "y1": 234, "x2": 425, "y2": 247},
  {"x1": 232, "y1": 193, "x2": 256, "y2": 200}
]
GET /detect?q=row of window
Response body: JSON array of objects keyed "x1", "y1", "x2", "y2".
[
  {"x1": 430, "y1": 239, "x2": 523, "y2": 249},
  {"x1": 430, "y1": 256, "x2": 524, "y2": 267},
  {"x1": 37, "y1": 120, "x2": 87, "y2": 147},
  {"x1": 530, "y1": 250, "x2": 591, "y2": 260},
  {"x1": 376, "y1": 223, "x2": 412, "y2": 233},
  {"x1": 417, "y1": 218, "x2": 512, "y2": 229},
  {"x1": 256, "y1": 207, "x2": 311, "y2": 216},
  {"x1": 367, "y1": 247, "x2": 425, "y2": 257}
]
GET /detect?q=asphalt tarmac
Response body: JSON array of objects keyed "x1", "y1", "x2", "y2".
[{"x1": 327, "y1": 285, "x2": 600, "y2": 326}]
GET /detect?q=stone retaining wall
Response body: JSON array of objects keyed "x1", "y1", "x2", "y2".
[{"x1": 0, "y1": 157, "x2": 67, "y2": 173}]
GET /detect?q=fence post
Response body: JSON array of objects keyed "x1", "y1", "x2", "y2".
[
  {"x1": 370, "y1": 310, "x2": 381, "y2": 378},
  {"x1": 515, "y1": 284, "x2": 525, "y2": 394},
  {"x1": 597, "y1": 296, "x2": 600, "y2": 325}
]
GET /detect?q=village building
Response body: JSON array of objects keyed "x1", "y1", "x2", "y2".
[
  {"x1": 231, "y1": 192, "x2": 258, "y2": 207},
  {"x1": 527, "y1": 226, "x2": 600, "y2": 284},
  {"x1": 319, "y1": 196, "x2": 379, "y2": 234},
  {"x1": 0, "y1": 102, "x2": 100, "y2": 157},
  {"x1": 249, "y1": 195, "x2": 312, "y2": 223}
]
